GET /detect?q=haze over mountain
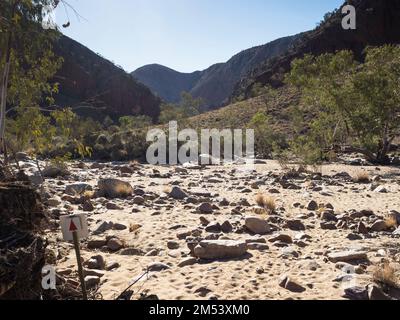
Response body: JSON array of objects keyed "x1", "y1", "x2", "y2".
[{"x1": 132, "y1": 35, "x2": 299, "y2": 108}]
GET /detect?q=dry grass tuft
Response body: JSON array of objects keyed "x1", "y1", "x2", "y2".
[
  {"x1": 385, "y1": 215, "x2": 398, "y2": 229},
  {"x1": 255, "y1": 194, "x2": 276, "y2": 214},
  {"x1": 353, "y1": 171, "x2": 371, "y2": 183},
  {"x1": 373, "y1": 262, "x2": 400, "y2": 288}
]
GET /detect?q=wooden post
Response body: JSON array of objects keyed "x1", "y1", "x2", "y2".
[{"x1": 72, "y1": 230, "x2": 88, "y2": 300}]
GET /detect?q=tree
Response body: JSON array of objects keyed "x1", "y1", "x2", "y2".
[
  {"x1": 119, "y1": 115, "x2": 152, "y2": 131},
  {"x1": 286, "y1": 46, "x2": 400, "y2": 164},
  {"x1": 0, "y1": 0, "x2": 62, "y2": 155},
  {"x1": 159, "y1": 92, "x2": 204, "y2": 124}
]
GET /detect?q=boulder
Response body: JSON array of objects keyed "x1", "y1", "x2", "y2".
[
  {"x1": 98, "y1": 179, "x2": 133, "y2": 198},
  {"x1": 327, "y1": 250, "x2": 368, "y2": 263},
  {"x1": 245, "y1": 216, "x2": 270, "y2": 235},
  {"x1": 193, "y1": 240, "x2": 247, "y2": 260}
]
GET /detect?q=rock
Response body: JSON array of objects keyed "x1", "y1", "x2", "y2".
[
  {"x1": 113, "y1": 223, "x2": 128, "y2": 231},
  {"x1": 198, "y1": 202, "x2": 213, "y2": 214},
  {"x1": 268, "y1": 233, "x2": 293, "y2": 244},
  {"x1": 320, "y1": 222, "x2": 337, "y2": 230},
  {"x1": 119, "y1": 248, "x2": 144, "y2": 256},
  {"x1": 82, "y1": 200, "x2": 95, "y2": 212},
  {"x1": 87, "y1": 237, "x2": 107, "y2": 249},
  {"x1": 98, "y1": 179, "x2": 133, "y2": 198},
  {"x1": 148, "y1": 262, "x2": 170, "y2": 272},
  {"x1": 132, "y1": 196, "x2": 145, "y2": 205},
  {"x1": 43, "y1": 165, "x2": 69, "y2": 178},
  {"x1": 105, "y1": 202, "x2": 122, "y2": 210},
  {"x1": 327, "y1": 250, "x2": 368, "y2": 263},
  {"x1": 199, "y1": 216, "x2": 210, "y2": 226},
  {"x1": 343, "y1": 286, "x2": 368, "y2": 300},
  {"x1": 221, "y1": 221, "x2": 233, "y2": 233},
  {"x1": 28, "y1": 174, "x2": 44, "y2": 185},
  {"x1": 106, "y1": 261, "x2": 120, "y2": 271},
  {"x1": 169, "y1": 186, "x2": 188, "y2": 200},
  {"x1": 245, "y1": 216, "x2": 271, "y2": 235},
  {"x1": 84, "y1": 276, "x2": 100, "y2": 289},
  {"x1": 307, "y1": 200, "x2": 318, "y2": 211},
  {"x1": 374, "y1": 186, "x2": 388, "y2": 193},
  {"x1": 65, "y1": 183, "x2": 92, "y2": 196},
  {"x1": 87, "y1": 255, "x2": 106, "y2": 270},
  {"x1": 205, "y1": 223, "x2": 221, "y2": 233},
  {"x1": 389, "y1": 210, "x2": 400, "y2": 225},
  {"x1": 15, "y1": 152, "x2": 30, "y2": 161},
  {"x1": 193, "y1": 240, "x2": 247, "y2": 260},
  {"x1": 285, "y1": 219, "x2": 306, "y2": 231},
  {"x1": 357, "y1": 221, "x2": 369, "y2": 234},
  {"x1": 178, "y1": 257, "x2": 198, "y2": 268},
  {"x1": 167, "y1": 241, "x2": 180, "y2": 250},
  {"x1": 394, "y1": 226, "x2": 400, "y2": 236},
  {"x1": 47, "y1": 197, "x2": 61, "y2": 207},
  {"x1": 320, "y1": 211, "x2": 338, "y2": 222},
  {"x1": 279, "y1": 275, "x2": 306, "y2": 293},
  {"x1": 370, "y1": 220, "x2": 388, "y2": 232},
  {"x1": 367, "y1": 284, "x2": 391, "y2": 300},
  {"x1": 247, "y1": 243, "x2": 269, "y2": 251},
  {"x1": 93, "y1": 221, "x2": 114, "y2": 234},
  {"x1": 107, "y1": 238, "x2": 124, "y2": 251}
]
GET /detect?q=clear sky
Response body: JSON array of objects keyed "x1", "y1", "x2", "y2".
[{"x1": 55, "y1": 0, "x2": 344, "y2": 73}]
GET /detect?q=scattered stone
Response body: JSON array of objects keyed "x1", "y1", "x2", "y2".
[
  {"x1": 198, "y1": 202, "x2": 214, "y2": 214},
  {"x1": 84, "y1": 276, "x2": 100, "y2": 289},
  {"x1": 178, "y1": 257, "x2": 198, "y2": 268},
  {"x1": 320, "y1": 222, "x2": 337, "y2": 230},
  {"x1": 167, "y1": 241, "x2": 180, "y2": 250},
  {"x1": 245, "y1": 216, "x2": 271, "y2": 235},
  {"x1": 199, "y1": 216, "x2": 210, "y2": 226},
  {"x1": 268, "y1": 233, "x2": 293, "y2": 244},
  {"x1": 65, "y1": 183, "x2": 92, "y2": 196},
  {"x1": 148, "y1": 262, "x2": 170, "y2": 272},
  {"x1": 343, "y1": 286, "x2": 368, "y2": 300},
  {"x1": 47, "y1": 197, "x2": 61, "y2": 207},
  {"x1": 247, "y1": 243, "x2": 269, "y2": 251},
  {"x1": 107, "y1": 238, "x2": 124, "y2": 251},
  {"x1": 106, "y1": 261, "x2": 120, "y2": 271},
  {"x1": 106, "y1": 202, "x2": 123, "y2": 210},
  {"x1": 367, "y1": 284, "x2": 391, "y2": 300},
  {"x1": 279, "y1": 275, "x2": 306, "y2": 293},
  {"x1": 132, "y1": 196, "x2": 145, "y2": 205},
  {"x1": 43, "y1": 165, "x2": 69, "y2": 178},
  {"x1": 98, "y1": 179, "x2": 133, "y2": 198},
  {"x1": 220, "y1": 221, "x2": 233, "y2": 233},
  {"x1": 205, "y1": 223, "x2": 222, "y2": 233},
  {"x1": 285, "y1": 219, "x2": 306, "y2": 231},
  {"x1": 119, "y1": 248, "x2": 144, "y2": 256},
  {"x1": 307, "y1": 200, "x2": 318, "y2": 211},
  {"x1": 88, "y1": 237, "x2": 107, "y2": 249},
  {"x1": 370, "y1": 220, "x2": 388, "y2": 232},
  {"x1": 193, "y1": 240, "x2": 247, "y2": 260},
  {"x1": 93, "y1": 221, "x2": 114, "y2": 234},
  {"x1": 82, "y1": 200, "x2": 95, "y2": 212},
  {"x1": 169, "y1": 186, "x2": 188, "y2": 200},
  {"x1": 374, "y1": 186, "x2": 388, "y2": 193},
  {"x1": 357, "y1": 221, "x2": 369, "y2": 234},
  {"x1": 320, "y1": 211, "x2": 338, "y2": 222},
  {"x1": 87, "y1": 255, "x2": 106, "y2": 270},
  {"x1": 327, "y1": 250, "x2": 368, "y2": 263}
]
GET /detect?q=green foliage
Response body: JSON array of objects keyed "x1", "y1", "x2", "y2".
[
  {"x1": 159, "y1": 92, "x2": 204, "y2": 123},
  {"x1": 248, "y1": 111, "x2": 287, "y2": 159},
  {"x1": 286, "y1": 46, "x2": 400, "y2": 164},
  {"x1": 119, "y1": 115, "x2": 152, "y2": 131}
]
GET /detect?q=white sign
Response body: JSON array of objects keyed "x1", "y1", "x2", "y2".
[{"x1": 60, "y1": 214, "x2": 89, "y2": 241}]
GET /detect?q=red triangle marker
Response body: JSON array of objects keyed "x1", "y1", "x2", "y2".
[{"x1": 69, "y1": 219, "x2": 78, "y2": 232}]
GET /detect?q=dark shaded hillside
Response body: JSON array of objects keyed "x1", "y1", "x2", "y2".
[
  {"x1": 53, "y1": 36, "x2": 161, "y2": 121},
  {"x1": 233, "y1": 0, "x2": 400, "y2": 100},
  {"x1": 132, "y1": 35, "x2": 299, "y2": 108}
]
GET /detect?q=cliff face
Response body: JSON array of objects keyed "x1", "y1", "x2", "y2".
[
  {"x1": 132, "y1": 35, "x2": 299, "y2": 109},
  {"x1": 53, "y1": 36, "x2": 161, "y2": 121},
  {"x1": 233, "y1": 0, "x2": 400, "y2": 100}
]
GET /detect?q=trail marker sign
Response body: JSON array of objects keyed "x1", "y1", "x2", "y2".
[{"x1": 60, "y1": 214, "x2": 89, "y2": 241}]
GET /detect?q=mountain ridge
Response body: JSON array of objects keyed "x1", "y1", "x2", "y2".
[{"x1": 132, "y1": 34, "x2": 300, "y2": 108}]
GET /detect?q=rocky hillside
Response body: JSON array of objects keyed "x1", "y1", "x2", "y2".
[
  {"x1": 233, "y1": 0, "x2": 400, "y2": 100},
  {"x1": 132, "y1": 35, "x2": 299, "y2": 108},
  {"x1": 53, "y1": 36, "x2": 162, "y2": 121}
]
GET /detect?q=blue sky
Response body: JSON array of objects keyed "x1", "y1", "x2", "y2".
[{"x1": 56, "y1": 0, "x2": 344, "y2": 73}]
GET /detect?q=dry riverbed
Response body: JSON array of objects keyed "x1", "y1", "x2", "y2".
[{"x1": 21, "y1": 158, "x2": 400, "y2": 300}]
